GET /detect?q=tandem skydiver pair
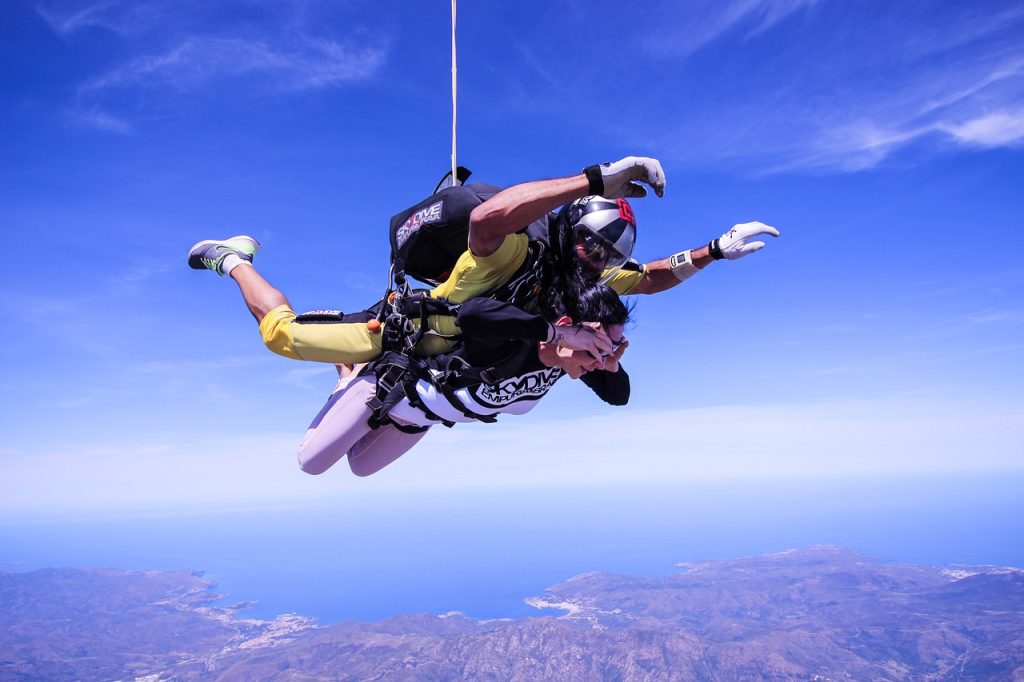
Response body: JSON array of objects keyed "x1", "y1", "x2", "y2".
[{"x1": 188, "y1": 156, "x2": 779, "y2": 476}]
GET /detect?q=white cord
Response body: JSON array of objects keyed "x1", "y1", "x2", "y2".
[{"x1": 450, "y1": 0, "x2": 457, "y2": 183}]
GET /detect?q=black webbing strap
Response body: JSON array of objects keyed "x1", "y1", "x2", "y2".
[
  {"x1": 400, "y1": 369, "x2": 456, "y2": 428},
  {"x1": 435, "y1": 375, "x2": 498, "y2": 424},
  {"x1": 486, "y1": 240, "x2": 546, "y2": 310},
  {"x1": 366, "y1": 354, "x2": 421, "y2": 431},
  {"x1": 440, "y1": 342, "x2": 533, "y2": 391},
  {"x1": 365, "y1": 353, "x2": 456, "y2": 432}
]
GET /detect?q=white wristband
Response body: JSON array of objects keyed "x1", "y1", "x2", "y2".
[{"x1": 669, "y1": 250, "x2": 699, "y2": 282}]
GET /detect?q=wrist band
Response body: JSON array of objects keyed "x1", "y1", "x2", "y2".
[
  {"x1": 583, "y1": 165, "x2": 604, "y2": 196},
  {"x1": 708, "y1": 238, "x2": 725, "y2": 260},
  {"x1": 669, "y1": 250, "x2": 699, "y2": 282}
]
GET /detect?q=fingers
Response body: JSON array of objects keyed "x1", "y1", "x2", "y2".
[
  {"x1": 717, "y1": 221, "x2": 779, "y2": 260},
  {"x1": 628, "y1": 157, "x2": 665, "y2": 197},
  {"x1": 587, "y1": 327, "x2": 613, "y2": 358},
  {"x1": 604, "y1": 339, "x2": 628, "y2": 373},
  {"x1": 623, "y1": 182, "x2": 648, "y2": 198},
  {"x1": 579, "y1": 326, "x2": 612, "y2": 360},
  {"x1": 735, "y1": 221, "x2": 780, "y2": 238},
  {"x1": 640, "y1": 158, "x2": 666, "y2": 197},
  {"x1": 602, "y1": 156, "x2": 666, "y2": 199},
  {"x1": 557, "y1": 324, "x2": 612, "y2": 358},
  {"x1": 727, "y1": 241, "x2": 765, "y2": 260}
]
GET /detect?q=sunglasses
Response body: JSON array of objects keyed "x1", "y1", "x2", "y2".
[{"x1": 601, "y1": 336, "x2": 627, "y2": 359}]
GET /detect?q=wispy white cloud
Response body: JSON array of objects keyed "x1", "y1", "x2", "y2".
[
  {"x1": 79, "y1": 36, "x2": 384, "y2": 96},
  {"x1": 65, "y1": 106, "x2": 135, "y2": 135},
  {"x1": 901, "y1": 269, "x2": 1024, "y2": 302},
  {"x1": 942, "y1": 109, "x2": 1024, "y2": 147},
  {"x1": 107, "y1": 259, "x2": 179, "y2": 288},
  {"x1": 35, "y1": 0, "x2": 143, "y2": 37},
  {"x1": 4, "y1": 392, "x2": 1021, "y2": 517},
  {"x1": 633, "y1": 2, "x2": 1024, "y2": 173},
  {"x1": 487, "y1": 2, "x2": 1023, "y2": 174},
  {"x1": 42, "y1": 1, "x2": 389, "y2": 133},
  {"x1": 644, "y1": 0, "x2": 819, "y2": 60},
  {"x1": 0, "y1": 432, "x2": 311, "y2": 516},
  {"x1": 132, "y1": 355, "x2": 271, "y2": 375},
  {"x1": 412, "y1": 394, "x2": 1024, "y2": 486},
  {"x1": 281, "y1": 365, "x2": 337, "y2": 390},
  {"x1": 772, "y1": 70, "x2": 1024, "y2": 173}
]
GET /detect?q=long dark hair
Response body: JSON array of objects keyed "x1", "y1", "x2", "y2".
[
  {"x1": 537, "y1": 211, "x2": 601, "y2": 323},
  {"x1": 573, "y1": 283, "x2": 631, "y2": 327}
]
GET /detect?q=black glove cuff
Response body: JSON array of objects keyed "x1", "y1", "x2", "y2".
[
  {"x1": 583, "y1": 164, "x2": 604, "y2": 196},
  {"x1": 708, "y1": 238, "x2": 725, "y2": 260}
]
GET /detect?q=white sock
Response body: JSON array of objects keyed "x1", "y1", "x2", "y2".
[{"x1": 221, "y1": 254, "x2": 248, "y2": 275}]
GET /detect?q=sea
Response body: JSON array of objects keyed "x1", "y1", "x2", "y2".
[{"x1": 2, "y1": 473, "x2": 1022, "y2": 624}]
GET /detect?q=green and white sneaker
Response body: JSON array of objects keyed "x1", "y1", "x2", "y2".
[{"x1": 188, "y1": 235, "x2": 260, "y2": 276}]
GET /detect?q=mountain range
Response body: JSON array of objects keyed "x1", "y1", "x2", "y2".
[{"x1": 2, "y1": 546, "x2": 1022, "y2": 680}]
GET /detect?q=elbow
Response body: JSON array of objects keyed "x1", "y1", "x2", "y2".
[
  {"x1": 469, "y1": 202, "x2": 511, "y2": 246},
  {"x1": 606, "y1": 381, "x2": 630, "y2": 406},
  {"x1": 470, "y1": 202, "x2": 503, "y2": 230}
]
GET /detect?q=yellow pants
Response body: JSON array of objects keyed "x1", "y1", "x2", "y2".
[
  {"x1": 259, "y1": 305, "x2": 460, "y2": 363},
  {"x1": 258, "y1": 233, "x2": 642, "y2": 364}
]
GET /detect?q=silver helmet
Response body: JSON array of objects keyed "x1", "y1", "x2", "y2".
[{"x1": 566, "y1": 195, "x2": 637, "y2": 279}]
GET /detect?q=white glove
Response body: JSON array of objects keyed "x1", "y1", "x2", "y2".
[
  {"x1": 709, "y1": 221, "x2": 780, "y2": 260},
  {"x1": 584, "y1": 156, "x2": 666, "y2": 199}
]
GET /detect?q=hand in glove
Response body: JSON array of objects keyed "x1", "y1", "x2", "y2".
[
  {"x1": 709, "y1": 221, "x2": 780, "y2": 260},
  {"x1": 584, "y1": 156, "x2": 666, "y2": 199}
]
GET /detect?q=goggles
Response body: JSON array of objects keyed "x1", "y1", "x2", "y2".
[{"x1": 576, "y1": 231, "x2": 626, "y2": 271}]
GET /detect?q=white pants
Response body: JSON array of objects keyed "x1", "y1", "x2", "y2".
[{"x1": 297, "y1": 376, "x2": 428, "y2": 477}]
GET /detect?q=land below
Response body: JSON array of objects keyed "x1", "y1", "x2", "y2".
[{"x1": 1, "y1": 546, "x2": 1022, "y2": 680}]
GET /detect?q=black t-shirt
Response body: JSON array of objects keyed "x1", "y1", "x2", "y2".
[{"x1": 450, "y1": 298, "x2": 630, "y2": 408}]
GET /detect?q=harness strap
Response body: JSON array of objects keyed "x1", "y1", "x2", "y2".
[
  {"x1": 365, "y1": 247, "x2": 548, "y2": 430},
  {"x1": 435, "y1": 368, "x2": 498, "y2": 423},
  {"x1": 366, "y1": 352, "x2": 457, "y2": 431},
  {"x1": 365, "y1": 356, "x2": 414, "y2": 429},
  {"x1": 487, "y1": 239, "x2": 546, "y2": 310},
  {"x1": 401, "y1": 367, "x2": 457, "y2": 428}
]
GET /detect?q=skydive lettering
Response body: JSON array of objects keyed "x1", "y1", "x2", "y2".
[
  {"x1": 395, "y1": 201, "x2": 444, "y2": 247},
  {"x1": 474, "y1": 367, "x2": 563, "y2": 407}
]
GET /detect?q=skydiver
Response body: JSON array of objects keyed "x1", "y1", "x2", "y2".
[{"x1": 295, "y1": 284, "x2": 631, "y2": 477}]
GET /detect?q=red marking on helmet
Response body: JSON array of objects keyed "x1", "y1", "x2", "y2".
[{"x1": 616, "y1": 198, "x2": 636, "y2": 226}]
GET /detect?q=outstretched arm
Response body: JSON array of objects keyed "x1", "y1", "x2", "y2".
[
  {"x1": 469, "y1": 176, "x2": 587, "y2": 257},
  {"x1": 468, "y1": 157, "x2": 667, "y2": 257},
  {"x1": 629, "y1": 221, "x2": 780, "y2": 295}
]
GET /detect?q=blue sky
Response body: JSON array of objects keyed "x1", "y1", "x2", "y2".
[{"x1": 1, "y1": 0, "x2": 1022, "y2": 517}]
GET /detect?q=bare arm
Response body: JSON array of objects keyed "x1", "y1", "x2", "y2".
[
  {"x1": 467, "y1": 156, "x2": 667, "y2": 258},
  {"x1": 630, "y1": 245, "x2": 714, "y2": 295},
  {"x1": 628, "y1": 221, "x2": 781, "y2": 295},
  {"x1": 468, "y1": 174, "x2": 588, "y2": 257}
]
